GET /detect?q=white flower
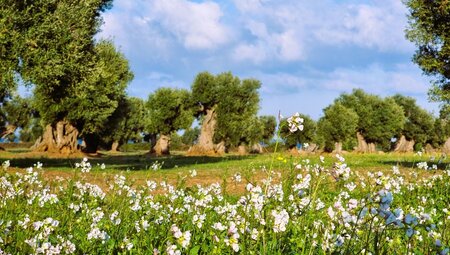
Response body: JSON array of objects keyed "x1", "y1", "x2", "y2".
[
  {"x1": 347, "y1": 199, "x2": 358, "y2": 210},
  {"x1": 2, "y1": 160, "x2": 10, "y2": 170},
  {"x1": 189, "y1": 169, "x2": 197, "y2": 177},
  {"x1": 233, "y1": 173, "x2": 242, "y2": 183},
  {"x1": 320, "y1": 156, "x2": 325, "y2": 163},
  {"x1": 76, "y1": 158, "x2": 91, "y2": 173},
  {"x1": 166, "y1": 244, "x2": 181, "y2": 255},
  {"x1": 287, "y1": 112, "x2": 304, "y2": 133},
  {"x1": 251, "y1": 228, "x2": 259, "y2": 240},
  {"x1": 417, "y1": 162, "x2": 428, "y2": 170},
  {"x1": 271, "y1": 209, "x2": 289, "y2": 233},
  {"x1": 213, "y1": 222, "x2": 226, "y2": 231}
]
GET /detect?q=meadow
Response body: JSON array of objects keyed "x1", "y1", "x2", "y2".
[{"x1": 1, "y1": 147, "x2": 450, "y2": 254}]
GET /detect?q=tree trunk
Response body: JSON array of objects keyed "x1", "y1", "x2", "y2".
[
  {"x1": 1, "y1": 124, "x2": 17, "y2": 139},
  {"x1": 334, "y1": 142, "x2": 343, "y2": 153},
  {"x1": 443, "y1": 138, "x2": 450, "y2": 154},
  {"x1": 188, "y1": 107, "x2": 217, "y2": 155},
  {"x1": 305, "y1": 143, "x2": 318, "y2": 153},
  {"x1": 368, "y1": 143, "x2": 377, "y2": 153},
  {"x1": 110, "y1": 141, "x2": 120, "y2": 152},
  {"x1": 83, "y1": 133, "x2": 100, "y2": 154},
  {"x1": 237, "y1": 144, "x2": 247, "y2": 155},
  {"x1": 355, "y1": 132, "x2": 368, "y2": 153},
  {"x1": 215, "y1": 140, "x2": 226, "y2": 154},
  {"x1": 33, "y1": 120, "x2": 79, "y2": 154},
  {"x1": 425, "y1": 143, "x2": 435, "y2": 153},
  {"x1": 153, "y1": 134, "x2": 170, "y2": 156},
  {"x1": 394, "y1": 135, "x2": 415, "y2": 153},
  {"x1": 251, "y1": 143, "x2": 264, "y2": 154}
]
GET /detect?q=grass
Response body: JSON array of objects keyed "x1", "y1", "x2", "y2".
[{"x1": 1, "y1": 148, "x2": 448, "y2": 194}]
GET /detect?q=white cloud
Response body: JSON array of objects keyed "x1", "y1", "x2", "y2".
[
  {"x1": 151, "y1": 0, "x2": 231, "y2": 50},
  {"x1": 231, "y1": 0, "x2": 414, "y2": 65},
  {"x1": 233, "y1": 0, "x2": 264, "y2": 13},
  {"x1": 317, "y1": 63, "x2": 429, "y2": 95},
  {"x1": 315, "y1": 0, "x2": 413, "y2": 52},
  {"x1": 100, "y1": 0, "x2": 231, "y2": 53}
]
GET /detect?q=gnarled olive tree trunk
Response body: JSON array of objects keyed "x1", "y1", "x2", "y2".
[
  {"x1": 394, "y1": 135, "x2": 414, "y2": 153},
  {"x1": 355, "y1": 132, "x2": 376, "y2": 153},
  {"x1": 33, "y1": 120, "x2": 79, "y2": 154},
  {"x1": 110, "y1": 141, "x2": 120, "y2": 152},
  {"x1": 188, "y1": 108, "x2": 217, "y2": 155},
  {"x1": 153, "y1": 134, "x2": 170, "y2": 156},
  {"x1": 251, "y1": 143, "x2": 264, "y2": 154},
  {"x1": 0, "y1": 124, "x2": 17, "y2": 151},
  {"x1": 237, "y1": 144, "x2": 247, "y2": 155},
  {"x1": 1, "y1": 124, "x2": 17, "y2": 139},
  {"x1": 442, "y1": 138, "x2": 450, "y2": 154},
  {"x1": 334, "y1": 142, "x2": 343, "y2": 153}
]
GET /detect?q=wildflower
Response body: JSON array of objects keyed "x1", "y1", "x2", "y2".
[
  {"x1": 189, "y1": 169, "x2": 197, "y2": 177},
  {"x1": 417, "y1": 162, "x2": 428, "y2": 170},
  {"x1": 75, "y1": 158, "x2": 91, "y2": 173},
  {"x1": 2, "y1": 160, "x2": 10, "y2": 170},
  {"x1": 287, "y1": 112, "x2": 304, "y2": 133},
  {"x1": 233, "y1": 173, "x2": 242, "y2": 183},
  {"x1": 272, "y1": 209, "x2": 289, "y2": 233},
  {"x1": 166, "y1": 244, "x2": 181, "y2": 255},
  {"x1": 251, "y1": 228, "x2": 259, "y2": 240}
]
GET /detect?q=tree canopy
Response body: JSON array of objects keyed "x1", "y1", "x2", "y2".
[
  {"x1": 213, "y1": 75, "x2": 261, "y2": 149},
  {"x1": 317, "y1": 102, "x2": 359, "y2": 152},
  {"x1": 336, "y1": 89, "x2": 405, "y2": 150},
  {"x1": 145, "y1": 87, "x2": 194, "y2": 155},
  {"x1": 405, "y1": 0, "x2": 450, "y2": 113},
  {"x1": 189, "y1": 72, "x2": 261, "y2": 154},
  {"x1": 0, "y1": 0, "x2": 118, "y2": 153},
  {"x1": 391, "y1": 94, "x2": 434, "y2": 146},
  {"x1": 101, "y1": 97, "x2": 146, "y2": 151}
]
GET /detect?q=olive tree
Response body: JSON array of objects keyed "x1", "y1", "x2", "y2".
[
  {"x1": 336, "y1": 89, "x2": 405, "y2": 152},
  {"x1": 317, "y1": 103, "x2": 359, "y2": 152},
  {"x1": 391, "y1": 94, "x2": 434, "y2": 151},
  {"x1": 145, "y1": 88, "x2": 194, "y2": 155},
  {"x1": 0, "y1": 0, "x2": 128, "y2": 154},
  {"x1": 189, "y1": 72, "x2": 261, "y2": 155}
]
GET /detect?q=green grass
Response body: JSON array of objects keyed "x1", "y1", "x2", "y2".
[{"x1": 1, "y1": 149, "x2": 448, "y2": 173}]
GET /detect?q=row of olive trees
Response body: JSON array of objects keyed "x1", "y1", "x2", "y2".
[
  {"x1": 281, "y1": 89, "x2": 450, "y2": 153},
  {"x1": 144, "y1": 72, "x2": 277, "y2": 156}
]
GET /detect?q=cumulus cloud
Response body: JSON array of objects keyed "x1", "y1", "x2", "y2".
[
  {"x1": 315, "y1": 0, "x2": 413, "y2": 52},
  {"x1": 319, "y1": 63, "x2": 429, "y2": 95},
  {"x1": 152, "y1": 0, "x2": 232, "y2": 50},
  {"x1": 231, "y1": 0, "x2": 413, "y2": 65},
  {"x1": 100, "y1": 0, "x2": 231, "y2": 52}
]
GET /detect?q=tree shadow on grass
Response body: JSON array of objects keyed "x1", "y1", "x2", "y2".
[{"x1": 0, "y1": 153, "x2": 257, "y2": 171}]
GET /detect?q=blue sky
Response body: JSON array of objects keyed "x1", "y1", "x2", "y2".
[{"x1": 96, "y1": 0, "x2": 440, "y2": 120}]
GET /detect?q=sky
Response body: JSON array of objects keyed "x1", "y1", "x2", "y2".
[{"x1": 95, "y1": 0, "x2": 441, "y2": 120}]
